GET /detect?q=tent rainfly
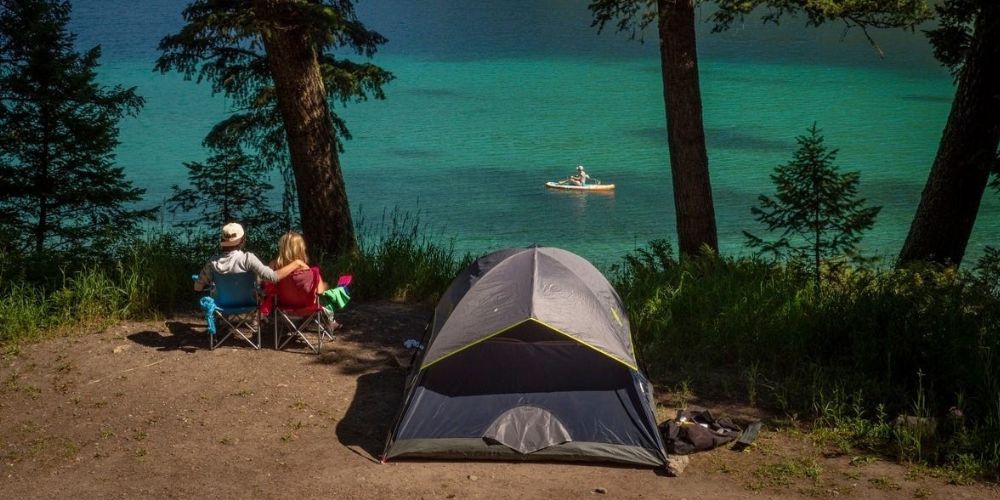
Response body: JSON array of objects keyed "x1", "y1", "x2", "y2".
[{"x1": 382, "y1": 246, "x2": 667, "y2": 467}]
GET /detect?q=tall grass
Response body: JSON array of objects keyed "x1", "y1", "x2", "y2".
[
  {"x1": 0, "y1": 212, "x2": 466, "y2": 345},
  {"x1": 0, "y1": 232, "x2": 204, "y2": 345},
  {"x1": 1, "y1": 267, "x2": 135, "y2": 344},
  {"x1": 330, "y1": 208, "x2": 471, "y2": 304},
  {"x1": 613, "y1": 240, "x2": 1000, "y2": 478}
]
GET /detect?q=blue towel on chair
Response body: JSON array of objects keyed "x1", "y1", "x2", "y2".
[{"x1": 200, "y1": 296, "x2": 223, "y2": 336}]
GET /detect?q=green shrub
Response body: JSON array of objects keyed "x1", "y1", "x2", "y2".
[{"x1": 613, "y1": 240, "x2": 1000, "y2": 478}]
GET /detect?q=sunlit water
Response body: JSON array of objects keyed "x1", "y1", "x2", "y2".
[{"x1": 68, "y1": 0, "x2": 996, "y2": 264}]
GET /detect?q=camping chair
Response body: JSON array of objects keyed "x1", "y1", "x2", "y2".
[
  {"x1": 204, "y1": 272, "x2": 262, "y2": 350},
  {"x1": 268, "y1": 267, "x2": 336, "y2": 354}
]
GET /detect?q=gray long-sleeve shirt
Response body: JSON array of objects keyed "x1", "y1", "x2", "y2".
[{"x1": 196, "y1": 249, "x2": 277, "y2": 287}]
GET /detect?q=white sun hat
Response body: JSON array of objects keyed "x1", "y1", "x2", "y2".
[{"x1": 220, "y1": 222, "x2": 245, "y2": 247}]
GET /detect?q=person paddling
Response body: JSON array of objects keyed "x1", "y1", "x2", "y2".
[{"x1": 569, "y1": 165, "x2": 591, "y2": 186}]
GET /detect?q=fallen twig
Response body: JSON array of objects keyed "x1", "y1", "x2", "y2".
[{"x1": 87, "y1": 358, "x2": 166, "y2": 385}]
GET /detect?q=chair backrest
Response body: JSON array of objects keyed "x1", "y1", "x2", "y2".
[
  {"x1": 213, "y1": 272, "x2": 258, "y2": 309},
  {"x1": 276, "y1": 267, "x2": 320, "y2": 310}
]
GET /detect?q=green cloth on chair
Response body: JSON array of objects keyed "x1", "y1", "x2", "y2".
[{"x1": 319, "y1": 286, "x2": 350, "y2": 312}]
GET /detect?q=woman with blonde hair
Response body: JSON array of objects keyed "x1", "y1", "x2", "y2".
[{"x1": 270, "y1": 231, "x2": 328, "y2": 293}]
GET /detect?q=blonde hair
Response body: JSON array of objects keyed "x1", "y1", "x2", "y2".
[{"x1": 276, "y1": 231, "x2": 308, "y2": 268}]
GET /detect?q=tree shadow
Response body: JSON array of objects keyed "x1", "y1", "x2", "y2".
[
  {"x1": 330, "y1": 301, "x2": 431, "y2": 460},
  {"x1": 335, "y1": 367, "x2": 407, "y2": 461}
]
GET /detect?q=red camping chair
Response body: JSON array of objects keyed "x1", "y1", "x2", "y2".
[{"x1": 264, "y1": 267, "x2": 336, "y2": 353}]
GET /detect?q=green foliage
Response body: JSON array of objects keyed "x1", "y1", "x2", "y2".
[
  {"x1": 923, "y1": 0, "x2": 986, "y2": 74},
  {"x1": 0, "y1": 233, "x2": 206, "y2": 344},
  {"x1": 166, "y1": 143, "x2": 289, "y2": 239},
  {"x1": 744, "y1": 124, "x2": 880, "y2": 289},
  {"x1": 588, "y1": 0, "x2": 658, "y2": 39},
  {"x1": 976, "y1": 247, "x2": 1000, "y2": 295},
  {"x1": 589, "y1": 0, "x2": 931, "y2": 39},
  {"x1": 709, "y1": 0, "x2": 932, "y2": 32},
  {"x1": 614, "y1": 240, "x2": 1000, "y2": 478},
  {"x1": 0, "y1": 0, "x2": 151, "y2": 255},
  {"x1": 155, "y1": 0, "x2": 394, "y2": 208}
]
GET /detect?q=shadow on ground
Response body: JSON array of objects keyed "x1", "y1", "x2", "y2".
[
  {"x1": 127, "y1": 320, "x2": 208, "y2": 352},
  {"x1": 331, "y1": 302, "x2": 430, "y2": 460},
  {"x1": 128, "y1": 319, "x2": 294, "y2": 353},
  {"x1": 336, "y1": 368, "x2": 407, "y2": 460}
]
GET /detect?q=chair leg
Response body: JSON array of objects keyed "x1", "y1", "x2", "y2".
[
  {"x1": 213, "y1": 311, "x2": 259, "y2": 350},
  {"x1": 317, "y1": 315, "x2": 323, "y2": 353},
  {"x1": 213, "y1": 311, "x2": 235, "y2": 349},
  {"x1": 275, "y1": 312, "x2": 321, "y2": 354},
  {"x1": 255, "y1": 310, "x2": 261, "y2": 349}
]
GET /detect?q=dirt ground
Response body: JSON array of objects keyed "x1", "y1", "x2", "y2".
[{"x1": 1, "y1": 301, "x2": 997, "y2": 499}]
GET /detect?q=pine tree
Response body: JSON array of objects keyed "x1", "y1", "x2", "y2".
[
  {"x1": 156, "y1": 0, "x2": 393, "y2": 260},
  {"x1": 166, "y1": 144, "x2": 286, "y2": 240},
  {"x1": 744, "y1": 124, "x2": 881, "y2": 291},
  {"x1": 0, "y1": 0, "x2": 149, "y2": 255}
]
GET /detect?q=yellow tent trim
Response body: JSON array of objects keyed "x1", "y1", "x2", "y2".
[
  {"x1": 531, "y1": 318, "x2": 637, "y2": 371},
  {"x1": 420, "y1": 318, "x2": 532, "y2": 370},
  {"x1": 421, "y1": 317, "x2": 637, "y2": 372}
]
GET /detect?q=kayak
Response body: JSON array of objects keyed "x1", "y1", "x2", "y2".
[{"x1": 545, "y1": 181, "x2": 615, "y2": 192}]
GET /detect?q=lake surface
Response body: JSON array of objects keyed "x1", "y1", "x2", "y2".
[{"x1": 68, "y1": 0, "x2": 996, "y2": 264}]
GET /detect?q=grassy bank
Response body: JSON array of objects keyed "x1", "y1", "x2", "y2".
[
  {"x1": 3, "y1": 229, "x2": 999, "y2": 479},
  {"x1": 0, "y1": 234, "x2": 204, "y2": 345},
  {"x1": 330, "y1": 208, "x2": 472, "y2": 304},
  {"x1": 613, "y1": 240, "x2": 1000, "y2": 480},
  {"x1": 0, "y1": 213, "x2": 465, "y2": 345}
]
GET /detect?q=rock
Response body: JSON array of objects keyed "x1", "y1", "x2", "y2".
[
  {"x1": 594, "y1": 487, "x2": 608, "y2": 494},
  {"x1": 112, "y1": 345, "x2": 129, "y2": 354},
  {"x1": 894, "y1": 414, "x2": 937, "y2": 436},
  {"x1": 665, "y1": 454, "x2": 690, "y2": 477},
  {"x1": 468, "y1": 474, "x2": 478, "y2": 481}
]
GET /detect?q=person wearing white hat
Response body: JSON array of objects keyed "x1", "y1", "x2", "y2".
[{"x1": 193, "y1": 222, "x2": 308, "y2": 292}]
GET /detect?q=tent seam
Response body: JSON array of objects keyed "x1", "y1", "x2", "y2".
[
  {"x1": 530, "y1": 318, "x2": 638, "y2": 371},
  {"x1": 420, "y1": 318, "x2": 534, "y2": 370}
]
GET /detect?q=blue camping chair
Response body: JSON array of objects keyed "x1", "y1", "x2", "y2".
[{"x1": 202, "y1": 272, "x2": 262, "y2": 350}]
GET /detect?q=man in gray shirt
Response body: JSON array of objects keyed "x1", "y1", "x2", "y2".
[{"x1": 194, "y1": 223, "x2": 308, "y2": 291}]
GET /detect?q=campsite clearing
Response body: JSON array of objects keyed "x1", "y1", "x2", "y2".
[{"x1": 1, "y1": 301, "x2": 995, "y2": 499}]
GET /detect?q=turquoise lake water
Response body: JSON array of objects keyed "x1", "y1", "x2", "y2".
[{"x1": 68, "y1": 0, "x2": 996, "y2": 264}]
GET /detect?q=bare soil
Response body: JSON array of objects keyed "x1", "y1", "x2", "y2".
[{"x1": 1, "y1": 301, "x2": 997, "y2": 499}]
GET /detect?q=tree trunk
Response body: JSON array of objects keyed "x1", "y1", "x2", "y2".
[
  {"x1": 813, "y1": 164, "x2": 820, "y2": 294},
  {"x1": 36, "y1": 104, "x2": 51, "y2": 253},
  {"x1": 656, "y1": 0, "x2": 718, "y2": 256},
  {"x1": 255, "y1": 0, "x2": 357, "y2": 259},
  {"x1": 898, "y1": 6, "x2": 1000, "y2": 266}
]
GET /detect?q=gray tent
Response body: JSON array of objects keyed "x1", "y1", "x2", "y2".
[{"x1": 383, "y1": 247, "x2": 667, "y2": 467}]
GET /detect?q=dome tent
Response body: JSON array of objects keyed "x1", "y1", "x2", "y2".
[{"x1": 383, "y1": 247, "x2": 666, "y2": 467}]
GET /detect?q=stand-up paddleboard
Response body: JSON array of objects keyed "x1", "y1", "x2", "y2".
[{"x1": 545, "y1": 181, "x2": 615, "y2": 191}]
